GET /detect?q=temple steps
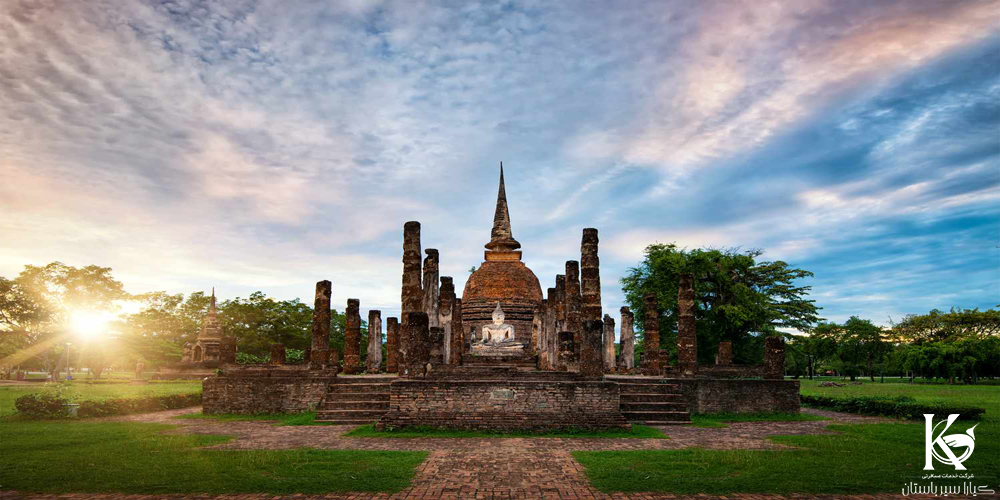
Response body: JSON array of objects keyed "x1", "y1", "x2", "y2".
[
  {"x1": 314, "y1": 378, "x2": 392, "y2": 424},
  {"x1": 614, "y1": 378, "x2": 691, "y2": 425}
]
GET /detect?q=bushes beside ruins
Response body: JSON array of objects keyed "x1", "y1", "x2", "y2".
[
  {"x1": 801, "y1": 394, "x2": 985, "y2": 421},
  {"x1": 13, "y1": 390, "x2": 201, "y2": 419}
]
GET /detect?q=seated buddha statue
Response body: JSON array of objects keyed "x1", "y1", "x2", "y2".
[{"x1": 480, "y1": 302, "x2": 515, "y2": 344}]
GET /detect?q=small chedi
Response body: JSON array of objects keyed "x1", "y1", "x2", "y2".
[
  {"x1": 203, "y1": 163, "x2": 799, "y2": 429},
  {"x1": 159, "y1": 289, "x2": 235, "y2": 379}
]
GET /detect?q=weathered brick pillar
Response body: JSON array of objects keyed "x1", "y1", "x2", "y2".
[
  {"x1": 343, "y1": 298, "x2": 362, "y2": 374},
  {"x1": 543, "y1": 289, "x2": 557, "y2": 370},
  {"x1": 677, "y1": 273, "x2": 698, "y2": 377},
  {"x1": 401, "y1": 221, "x2": 423, "y2": 327},
  {"x1": 602, "y1": 314, "x2": 616, "y2": 372},
  {"x1": 429, "y1": 327, "x2": 445, "y2": 367},
  {"x1": 310, "y1": 280, "x2": 332, "y2": 367},
  {"x1": 618, "y1": 307, "x2": 634, "y2": 373},
  {"x1": 401, "y1": 312, "x2": 429, "y2": 378},
  {"x1": 565, "y1": 261, "x2": 582, "y2": 358},
  {"x1": 531, "y1": 306, "x2": 542, "y2": 356},
  {"x1": 580, "y1": 229, "x2": 601, "y2": 324},
  {"x1": 439, "y1": 276, "x2": 455, "y2": 364},
  {"x1": 579, "y1": 319, "x2": 604, "y2": 378},
  {"x1": 328, "y1": 350, "x2": 339, "y2": 373},
  {"x1": 764, "y1": 336, "x2": 785, "y2": 380},
  {"x1": 554, "y1": 274, "x2": 567, "y2": 333},
  {"x1": 451, "y1": 298, "x2": 464, "y2": 365},
  {"x1": 557, "y1": 331, "x2": 575, "y2": 372},
  {"x1": 717, "y1": 341, "x2": 733, "y2": 365},
  {"x1": 367, "y1": 310, "x2": 383, "y2": 373},
  {"x1": 423, "y1": 249, "x2": 440, "y2": 329},
  {"x1": 269, "y1": 344, "x2": 286, "y2": 365},
  {"x1": 642, "y1": 293, "x2": 661, "y2": 375},
  {"x1": 386, "y1": 317, "x2": 400, "y2": 374}
]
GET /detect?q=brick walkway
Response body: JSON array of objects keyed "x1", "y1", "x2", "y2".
[{"x1": 4, "y1": 409, "x2": 927, "y2": 500}]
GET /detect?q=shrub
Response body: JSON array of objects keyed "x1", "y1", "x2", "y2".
[
  {"x1": 15, "y1": 392, "x2": 201, "y2": 419},
  {"x1": 801, "y1": 395, "x2": 985, "y2": 421}
]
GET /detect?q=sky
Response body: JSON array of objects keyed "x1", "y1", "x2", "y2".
[{"x1": 1, "y1": 0, "x2": 998, "y2": 332}]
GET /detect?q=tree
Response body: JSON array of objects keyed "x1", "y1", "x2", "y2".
[
  {"x1": 0, "y1": 277, "x2": 54, "y2": 370},
  {"x1": 621, "y1": 244, "x2": 821, "y2": 364},
  {"x1": 4, "y1": 263, "x2": 128, "y2": 378}
]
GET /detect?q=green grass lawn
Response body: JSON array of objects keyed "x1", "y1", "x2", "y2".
[
  {"x1": 176, "y1": 410, "x2": 335, "y2": 426},
  {"x1": 0, "y1": 420, "x2": 426, "y2": 494},
  {"x1": 690, "y1": 412, "x2": 829, "y2": 428},
  {"x1": 0, "y1": 381, "x2": 202, "y2": 417},
  {"x1": 799, "y1": 378, "x2": 1000, "y2": 414},
  {"x1": 345, "y1": 423, "x2": 667, "y2": 439},
  {"x1": 575, "y1": 420, "x2": 999, "y2": 494}
]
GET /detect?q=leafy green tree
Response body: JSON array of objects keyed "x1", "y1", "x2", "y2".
[
  {"x1": 0, "y1": 277, "x2": 54, "y2": 370},
  {"x1": 892, "y1": 308, "x2": 1000, "y2": 343},
  {"x1": 5, "y1": 263, "x2": 129, "y2": 377},
  {"x1": 621, "y1": 244, "x2": 820, "y2": 364}
]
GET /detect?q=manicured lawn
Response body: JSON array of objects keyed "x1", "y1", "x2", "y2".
[
  {"x1": 574, "y1": 420, "x2": 999, "y2": 494},
  {"x1": 0, "y1": 381, "x2": 202, "y2": 417},
  {"x1": 690, "y1": 412, "x2": 829, "y2": 428},
  {"x1": 345, "y1": 423, "x2": 667, "y2": 439},
  {"x1": 0, "y1": 420, "x2": 427, "y2": 494},
  {"x1": 799, "y1": 378, "x2": 1000, "y2": 418},
  {"x1": 177, "y1": 411, "x2": 335, "y2": 426}
]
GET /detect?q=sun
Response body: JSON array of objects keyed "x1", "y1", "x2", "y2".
[{"x1": 70, "y1": 310, "x2": 112, "y2": 340}]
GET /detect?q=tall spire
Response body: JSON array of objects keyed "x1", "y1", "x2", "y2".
[
  {"x1": 210, "y1": 287, "x2": 217, "y2": 312},
  {"x1": 486, "y1": 162, "x2": 521, "y2": 251}
]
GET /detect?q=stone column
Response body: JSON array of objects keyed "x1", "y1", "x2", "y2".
[
  {"x1": 450, "y1": 298, "x2": 464, "y2": 365},
  {"x1": 343, "y1": 298, "x2": 362, "y2": 374},
  {"x1": 642, "y1": 293, "x2": 661, "y2": 375},
  {"x1": 269, "y1": 344, "x2": 286, "y2": 365},
  {"x1": 602, "y1": 314, "x2": 616, "y2": 372},
  {"x1": 677, "y1": 273, "x2": 698, "y2": 377},
  {"x1": 565, "y1": 261, "x2": 582, "y2": 358},
  {"x1": 310, "y1": 280, "x2": 332, "y2": 365},
  {"x1": 423, "y1": 249, "x2": 440, "y2": 329},
  {"x1": 439, "y1": 276, "x2": 455, "y2": 364},
  {"x1": 764, "y1": 336, "x2": 785, "y2": 380},
  {"x1": 543, "y1": 290, "x2": 557, "y2": 370},
  {"x1": 386, "y1": 317, "x2": 400, "y2": 374},
  {"x1": 557, "y1": 331, "x2": 575, "y2": 372},
  {"x1": 618, "y1": 307, "x2": 634, "y2": 373},
  {"x1": 367, "y1": 310, "x2": 383, "y2": 373},
  {"x1": 220, "y1": 337, "x2": 237, "y2": 364},
  {"x1": 531, "y1": 306, "x2": 542, "y2": 356},
  {"x1": 717, "y1": 341, "x2": 733, "y2": 365},
  {"x1": 401, "y1": 312, "x2": 429, "y2": 378},
  {"x1": 580, "y1": 229, "x2": 601, "y2": 324},
  {"x1": 429, "y1": 327, "x2": 445, "y2": 367},
  {"x1": 401, "y1": 221, "x2": 423, "y2": 324},
  {"x1": 554, "y1": 274, "x2": 567, "y2": 333},
  {"x1": 579, "y1": 319, "x2": 604, "y2": 378}
]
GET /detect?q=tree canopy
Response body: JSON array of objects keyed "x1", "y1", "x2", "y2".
[{"x1": 620, "y1": 244, "x2": 821, "y2": 364}]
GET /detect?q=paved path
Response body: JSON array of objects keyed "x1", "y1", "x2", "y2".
[{"x1": 4, "y1": 408, "x2": 918, "y2": 500}]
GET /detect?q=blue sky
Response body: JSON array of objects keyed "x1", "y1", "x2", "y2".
[{"x1": 1, "y1": 0, "x2": 997, "y2": 331}]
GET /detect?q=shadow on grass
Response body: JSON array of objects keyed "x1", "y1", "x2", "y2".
[{"x1": 0, "y1": 420, "x2": 426, "y2": 494}]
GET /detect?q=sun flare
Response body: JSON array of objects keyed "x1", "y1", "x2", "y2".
[{"x1": 70, "y1": 310, "x2": 112, "y2": 340}]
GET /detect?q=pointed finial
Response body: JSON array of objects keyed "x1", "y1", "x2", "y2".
[
  {"x1": 210, "y1": 287, "x2": 217, "y2": 311},
  {"x1": 485, "y1": 162, "x2": 521, "y2": 251}
]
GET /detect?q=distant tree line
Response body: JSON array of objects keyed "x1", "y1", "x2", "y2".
[
  {"x1": 787, "y1": 308, "x2": 1000, "y2": 384},
  {"x1": 0, "y1": 262, "x2": 371, "y2": 378}
]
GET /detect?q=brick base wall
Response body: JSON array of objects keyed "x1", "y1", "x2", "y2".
[
  {"x1": 377, "y1": 379, "x2": 629, "y2": 431},
  {"x1": 678, "y1": 378, "x2": 800, "y2": 414},
  {"x1": 202, "y1": 365, "x2": 336, "y2": 414}
]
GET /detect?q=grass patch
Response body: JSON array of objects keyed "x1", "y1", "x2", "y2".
[
  {"x1": 690, "y1": 412, "x2": 829, "y2": 428},
  {"x1": 575, "y1": 420, "x2": 999, "y2": 494},
  {"x1": 799, "y1": 379, "x2": 999, "y2": 419},
  {"x1": 176, "y1": 411, "x2": 335, "y2": 426},
  {"x1": 345, "y1": 423, "x2": 667, "y2": 439},
  {"x1": 0, "y1": 381, "x2": 202, "y2": 418},
  {"x1": 0, "y1": 420, "x2": 426, "y2": 494}
]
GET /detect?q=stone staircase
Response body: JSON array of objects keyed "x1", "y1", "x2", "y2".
[
  {"x1": 615, "y1": 378, "x2": 691, "y2": 425},
  {"x1": 314, "y1": 376, "x2": 393, "y2": 424}
]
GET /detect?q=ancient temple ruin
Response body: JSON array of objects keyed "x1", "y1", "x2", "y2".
[
  {"x1": 160, "y1": 289, "x2": 236, "y2": 379},
  {"x1": 203, "y1": 164, "x2": 799, "y2": 428}
]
